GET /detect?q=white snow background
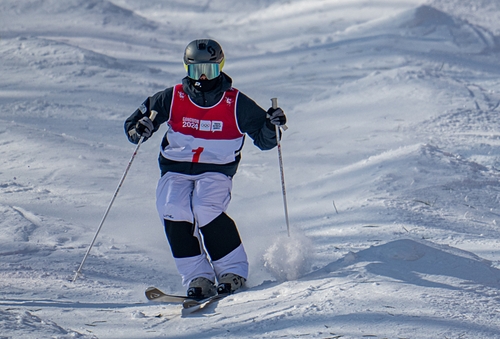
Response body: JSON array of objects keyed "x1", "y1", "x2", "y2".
[{"x1": 1, "y1": 0, "x2": 500, "y2": 338}]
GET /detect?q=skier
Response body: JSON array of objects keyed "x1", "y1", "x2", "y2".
[{"x1": 124, "y1": 39, "x2": 286, "y2": 299}]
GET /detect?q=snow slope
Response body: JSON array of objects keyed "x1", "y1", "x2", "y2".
[{"x1": 1, "y1": 0, "x2": 500, "y2": 338}]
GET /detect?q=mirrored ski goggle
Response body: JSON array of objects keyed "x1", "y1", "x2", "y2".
[{"x1": 185, "y1": 63, "x2": 221, "y2": 80}]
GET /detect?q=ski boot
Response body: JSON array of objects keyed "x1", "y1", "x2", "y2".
[
  {"x1": 217, "y1": 273, "x2": 246, "y2": 294},
  {"x1": 187, "y1": 277, "x2": 216, "y2": 300}
]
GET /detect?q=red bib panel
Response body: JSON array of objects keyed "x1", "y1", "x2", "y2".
[{"x1": 161, "y1": 84, "x2": 244, "y2": 164}]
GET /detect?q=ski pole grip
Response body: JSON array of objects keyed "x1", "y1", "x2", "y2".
[
  {"x1": 270, "y1": 98, "x2": 288, "y2": 131},
  {"x1": 149, "y1": 110, "x2": 158, "y2": 121},
  {"x1": 271, "y1": 98, "x2": 278, "y2": 109}
]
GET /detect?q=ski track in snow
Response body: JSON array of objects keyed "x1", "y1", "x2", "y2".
[{"x1": 1, "y1": 0, "x2": 500, "y2": 338}]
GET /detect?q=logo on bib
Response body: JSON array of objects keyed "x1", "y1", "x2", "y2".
[
  {"x1": 212, "y1": 121, "x2": 223, "y2": 132},
  {"x1": 199, "y1": 120, "x2": 223, "y2": 132},
  {"x1": 182, "y1": 117, "x2": 223, "y2": 132},
  {"x1": 182, "y1": 117, "x2": 199, "y2": 130},
  {"x1": 200, "y1": 120, "x2": 211, "y2": 131}
]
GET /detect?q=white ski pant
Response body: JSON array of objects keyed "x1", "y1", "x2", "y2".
[{"x1": 156, "y1": 172, "x2": 248, "y2": 286}]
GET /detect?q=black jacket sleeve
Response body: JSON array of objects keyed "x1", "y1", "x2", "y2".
[
  {"x1": 124, "y1": 88, "x2": 174, "y2": 144},
  {"x1": 236, "y1": 92, "x2": 278, "y2": 151}
]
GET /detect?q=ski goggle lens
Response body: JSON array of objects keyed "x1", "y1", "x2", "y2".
[{"x1": 186, "y1": 63, "x2": 220, "y2": 80}]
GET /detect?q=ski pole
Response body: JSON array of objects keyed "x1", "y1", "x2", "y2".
[
  {"x1": 270, "y1": 98, "x2": 290, "y2": 237},
  {"x1": 72, "y1": 110, "x2": 158, "y2": 283}
]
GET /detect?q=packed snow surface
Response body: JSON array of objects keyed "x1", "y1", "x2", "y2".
[{"x1": 1, "y1": 0, "x2": 500, "y2": 338}]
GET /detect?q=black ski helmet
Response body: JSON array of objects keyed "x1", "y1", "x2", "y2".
[{"x1": 183, "y1": 39, "x2": 225, "y2": 65}]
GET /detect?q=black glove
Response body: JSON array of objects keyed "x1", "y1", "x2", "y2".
[
  {"x1": 135, "y1": 116, "x2": 154, "y2": 138},
  {"x1": 266, "y1": 107, "x2": 286, "y2": 126}
]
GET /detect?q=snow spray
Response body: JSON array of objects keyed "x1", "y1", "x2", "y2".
[{"x1": 263, "y1": 231, "x2": 313, "y2": 281}]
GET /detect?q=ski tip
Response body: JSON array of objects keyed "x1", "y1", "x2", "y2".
[{"x1": 145, "y1": 287, "x2": 163, "y2": 301}]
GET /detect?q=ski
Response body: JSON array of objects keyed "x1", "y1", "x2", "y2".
[
  {"x1": 145, "y1": 286, "x2": 188, "y2": 304},
  {"x1": 145, "y1": 286, "x2": 230, "y2": 316},
  {"x1": 181, "y1": 292, "x2": 229, "y2": 316}
]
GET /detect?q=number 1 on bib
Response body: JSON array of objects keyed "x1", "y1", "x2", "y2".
[{"x1": 192, "y1": 147, "x2": 204, "y2": 163}]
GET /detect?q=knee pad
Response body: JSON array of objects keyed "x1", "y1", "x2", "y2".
[
  {"x1": 200, "y1": 213, "x2": 242, "y2": 261},
  {"x1": 164, "y1": 220, "x2": 201, "y2": 258}
]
